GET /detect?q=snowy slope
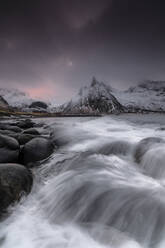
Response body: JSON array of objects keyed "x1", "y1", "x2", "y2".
[
  {"x1": 0, "y1": 88, "x2": 34, "y2": 108},
  {"x1": 114, "y1": 80, "x2": 165, "y2": 112},
  {"x1": 0, "y1": 88, "x2": 53, "y2": 113},
  {"x1": 59, "y1": 78, "x2": 124, "y2": 114}
]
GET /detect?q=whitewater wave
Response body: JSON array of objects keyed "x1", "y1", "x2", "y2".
[{"x1": 1, "y1": 114, "x2": 165, "y2": 248}]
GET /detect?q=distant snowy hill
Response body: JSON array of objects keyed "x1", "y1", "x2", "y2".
[
  {"x1": 114, "y1": 80, "x2": 165, "y2": 112},
  {"x1": 0, "y1": 88, "x2": 33, "y2": 108},
  {"x1": 58, "y1": 78, "x2": 124, "y2": 114}
]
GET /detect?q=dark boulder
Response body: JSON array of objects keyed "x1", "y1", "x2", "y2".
[
  {"x1": 21, "y1": 137, "x2": 54, "y2": 165},
  {"x1": 17, "y1": 134, "x2": 36, "y2": 145},
  {"x1": 22, "y1": 128, "x2": 40, "y2": 135},
  {"x1": 0, "y1": 124, "x2": 22, "y2": 133},
  {"x1": 0, "y1": 130, "x2": 19, "y2": 141},
  {"x1": 0, "y1": 135, "x2": 19, "y2": 163},
  {"x1": 15, "y1": 119, "x2": 35, "y2": 129},
  {"x1": 97, "y1": 140, "x2": 132, "y2": 156},
  {"x1": 0, "y1": 163, "x2": 33, "y2": 213},
  {"x1": 34, "y1": 122, "x2": 44, "y2": 128},
  {"x1": 0, "y1": 130, "x2": 16, "y2": 136},
  {"x1": 29, "y1": 101, "x2": 48, "y2": 109},
  {"x1": 134, "y1": 137, "x2": 165, "y2": 163}
]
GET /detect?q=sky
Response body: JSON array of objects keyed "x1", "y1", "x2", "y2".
[{"x1": 0, "y1": 0, "x2": 165, "y2": 103}]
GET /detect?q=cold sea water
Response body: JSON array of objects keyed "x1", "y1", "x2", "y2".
[{"x1": 1, "y1": 114, "x2": 165, "y2": 248}]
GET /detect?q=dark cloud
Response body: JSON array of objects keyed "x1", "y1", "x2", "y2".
[{"x1": 0, "y1": 0, "x2": 165, "y2": 101}]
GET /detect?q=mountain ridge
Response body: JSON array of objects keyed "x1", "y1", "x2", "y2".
[
  {"x1": 114, "y1": 80, "x2": 165, "y2": 112},
  {"x1": 1, "y1": 79, "x2": 165, "y2": 115},
  {"x1": 58, "y1": 77, "x2": 124, "y2": 114},
  {"x1": 0, "y1": 88, "x2": 33, "y2": 108}
]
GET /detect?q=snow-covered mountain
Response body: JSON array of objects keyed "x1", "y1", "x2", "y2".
[
  {"x1": 114, "y1": 80, "x2": 165, "y2": 112},
  {"x1": 58, "y1": 78, "x2": 124, "y2": 114},
  {"x1": 58, "y1": 79, "x2": 165, "y2": 114},
  {"x1": 1, "y1": 79, "x2": 165, "y2": 114},
  {"x1": 0, "y1": 88, "x2": 34, "y2": 108}
]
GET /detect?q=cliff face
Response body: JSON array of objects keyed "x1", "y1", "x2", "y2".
[{"x1": 0, "y1": 96, "x2": 9, "y2": 109}]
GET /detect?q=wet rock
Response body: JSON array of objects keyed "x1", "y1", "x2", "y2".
[
  {"x1": 134, "y1": 137, "x2": 165, "y2": 163},
  {"x1": 97, "y1": 140, "x2": 132, "y2": 156},
  {"x1": 0, "y1": 130, "x2": 16, "y2": 136},
  {"x1": 0, "y1": 130, "x2": 20, "y2": 142},
  {"x1": 22, "y1": 128, "x2": 40, "y2": 135},
  {"x1": 0, "y1": 124, "x2": 22, "y2": 133},
  {"x1": 15, "y1": 119, "x2": 35, "y2": 129},
  {"x1": 0, "y1": 135, "x2": 19, "y2": 163},
  {"x1": 21, "y1": 137, "x2": 54, "y2": 166},
  {"x1": 0, "y1": 163, "x2": 33, "y2": 213},
  {"x1": 17, "y1": 134, "x2": 36, "y2": 145},
  {"x1": 141, "y1": 146, "x2": 165, "y2": 179}
]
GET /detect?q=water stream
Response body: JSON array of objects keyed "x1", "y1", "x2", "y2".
[{"x1": 1, "y1": 114, "x2": 165, "y2": 248}]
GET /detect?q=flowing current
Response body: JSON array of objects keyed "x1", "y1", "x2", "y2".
[{"x1": 1, "y1": 114, "x2": 165, "y2": 248}]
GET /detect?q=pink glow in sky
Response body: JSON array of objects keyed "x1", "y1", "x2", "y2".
[
  {"x1": 25, "y1": 85, "x2": 55, "y2": 100},
  {"x1": 20, "y1": 81, "x2": 75, "y2": 104}
]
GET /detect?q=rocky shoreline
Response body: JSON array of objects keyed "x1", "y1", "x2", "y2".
[{"x1": 0, "y1": 118, "x2": 55, "y2": 215}]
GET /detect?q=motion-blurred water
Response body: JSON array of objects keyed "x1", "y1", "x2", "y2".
[{"x1": 1, "y1": 114, "x2": 165, "y2": 248}]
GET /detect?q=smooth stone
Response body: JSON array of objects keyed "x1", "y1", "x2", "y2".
[
  {"x1": 17, "y1": 134, "x2": 36, "y2": 145},
  {"x1": 21, "y1": 137, "x2": 54, "y2": 165},
  {"x1": 134, "y1": 137, "x2": 165, "y2": 163},
  {"x1": 0, "y1": 124, "x2": 22, "y2": 133},
  {"x1": 22, "y1": 128, "x2": 40, "y2": 135},
  {"x1": 0, "y1": 163, "x2": 33, "y2": 213},
  {"x1": 15, "y1": 119, "x2": 35, "y2": 129},
  {"x1": 0, "y1": 134, "x2": 19, "y2": 163}
]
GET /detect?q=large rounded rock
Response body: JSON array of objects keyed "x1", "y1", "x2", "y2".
[
  {"x1": 0, "y1": 124, "x2": 22, "y2": 133},
  {"x1": 21, "y1": 137, "x2": 54, "y2": 165},
  {"x1": 141, "y1": 146, "x2": 165, "y2": 179},
  {"x1": 97, "y1": 140, "x2": 132, "y2": 156},
  {"x1": 22, "y1": 128, "x2": 40, "y2": 135},
  {"x1": 17, "y1": 134, "x2": 36, "y2": 145},
  {"x1": 134, "y1": 137, "x2": 165, "y2": 163},
  {"x1": 0, "y1": 130, "x2": 16, "y2": 136},
  {"x1": 0, "y1": 135, "x2": 19, "y2": 163},
  {"x1": 0, "y1": 130, "x2": 20, "y2": 140},
  {"x1": 0, "y1": 163, "x2": 33, "y2": 212},
  {"x1": 15, "y1": 119, "x2": 35, "y2": 129}
]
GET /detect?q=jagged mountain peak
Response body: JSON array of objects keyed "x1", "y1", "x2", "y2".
[
  {"x1": 77, "y1": 77, "x2": 114, "y2": 99},
  {"x1": 90, "y1": 77, "x2": 109, "y2": 88},
  {"x1": 59, "y1": 78, "x2": 124, "y2": 114}
]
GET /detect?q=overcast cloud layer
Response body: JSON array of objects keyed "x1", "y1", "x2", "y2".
[{"x1": 0, "y1": 0, "x2": 165, "y2": 102}]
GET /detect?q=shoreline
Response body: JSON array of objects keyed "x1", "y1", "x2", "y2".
[{"x1": 1, "y1": 108, "x2": 165, "y2": 119}]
